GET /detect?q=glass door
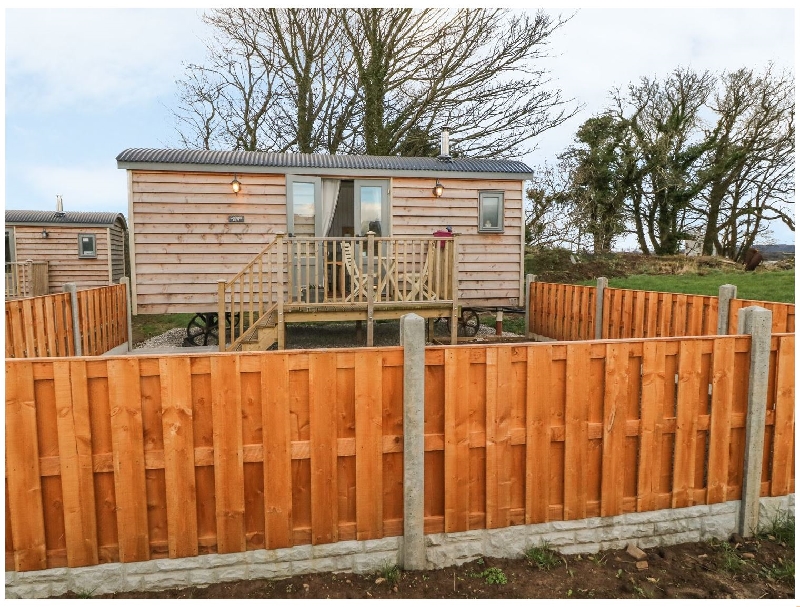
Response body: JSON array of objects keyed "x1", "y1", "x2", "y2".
[{"x1": 287, "y1": 176, "x2": 323, "y2": 302}]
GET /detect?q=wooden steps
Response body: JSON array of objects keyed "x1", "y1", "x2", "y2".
[{"x1": 237, "y1": 310, "x2": 278, "y2": 352}]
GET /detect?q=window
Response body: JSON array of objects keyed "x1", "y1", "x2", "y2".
[
  {"x1": 354, "y1": 180, "x2": 390, "y2": 237},
  {"x1": 287, "y1": 176, "x2": 322, "y2": 237},
  {"x1": 478, "y1": 191, "x2": 504, "y2": 233},
  {"x1": 5, "y1": 228, "x2": 15, "y2": 263},
  {"x1": 78, "y1": 234, "x2": 97, "y2": 258}
]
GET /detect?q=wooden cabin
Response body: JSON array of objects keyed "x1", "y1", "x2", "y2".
[
  {"x1": 5, "y1": 210, "x2": 128, "y2": 297},
  {"x1": 117, "y1": 147, "x2": 532, "y2": 349}
]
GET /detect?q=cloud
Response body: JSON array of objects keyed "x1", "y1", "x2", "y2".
[
  {"x1": 6, "y1": 8, "x2": 209, "y2": 114},
  {"x1": 11, "y1": 164, "x2": 129, "y2": 217}
]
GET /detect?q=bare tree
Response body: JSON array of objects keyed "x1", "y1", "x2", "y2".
[
  {"x1": 525, "y1": 162, "x2": 590, "y2": 251},
  {"x1": 175, "y1": 8, "x2": 577, "y2": 157}
]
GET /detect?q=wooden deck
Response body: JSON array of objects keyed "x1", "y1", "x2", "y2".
[
  {"x1": 218, "y1": 233, "x2": 459, "y2": 351},
  {"x1": 5, "y1": 261, "x2": 49, "y2": 299}
]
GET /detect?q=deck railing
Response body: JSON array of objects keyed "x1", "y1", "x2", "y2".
[
  {"x1": 218, "y1": 233, "x2": 458, "y2": 351},
  {"x1": 5, "y1": 261, "x2": 49, "y2": 299}
]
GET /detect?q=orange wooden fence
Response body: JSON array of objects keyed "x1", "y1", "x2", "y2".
[
  {"x1": 6, "y1": 336, "x2": 794, "y2": 572},
  {"x1": 528, "y1": 282, "x2": 596, "y2": 341},
  {"x1": 602, "y1": 288, "x2": 719, "y2": 339},
  {"x1": 528, "y1": 281, "x2": 794, "y2": 341},
  {"x1": 5, "y1": 348, "x2": 405, "y2": 571},
  {"x1": 728, "y1": 298, "x2": 795, "y2": 335},
  {"x1": 4, "y1": 284, "x2": 127, "y2": 359},
  {"x1": 5, "y1": 293, "x2": 75, "y2": 358},
  {"x1": 75, "y1": 284, "x2": 128, "y2": 356}
]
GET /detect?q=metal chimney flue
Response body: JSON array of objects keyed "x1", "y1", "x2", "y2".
[
  {"x1": 56, "y1": 195, "x2": 64, "y2": 215},
  {"x1": 439, "y1": 129, "x2": 451, "y2": 161}
]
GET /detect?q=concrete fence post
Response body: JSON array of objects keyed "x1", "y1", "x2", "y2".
[
  {"x1": 524, "y1": 274, "x2": 536, "y2": 338},
  {"x1": 594, "y1": 277, "x2": 608, "y2": 340},
  {"x1": 737, "y1": 306, "x2": 773, "y2": 537},
  {"x1": 400, "y1": 313, "x2": 426, "y2": 570},
  {"x1": 120, "y1": 277, "x2": 134, "y2": 352},
  {"x1": 64, "y1": 282, "x2": 82, "y2": 356},
  {"x1": 717, "y1": 284, "x2": 738, "y2": 335}
]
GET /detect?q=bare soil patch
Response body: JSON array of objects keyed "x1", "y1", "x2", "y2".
[{"x1": 58, "y1": 535, "x2": 793, "y2": 600}]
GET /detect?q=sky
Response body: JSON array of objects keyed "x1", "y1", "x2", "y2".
[{"x1": 3, "y1": 7, "x2": 796, "y2": 247}]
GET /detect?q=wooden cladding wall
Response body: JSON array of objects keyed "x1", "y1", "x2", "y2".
[
  {"x1": 5, "y1": 349, "x2": 406, "y2": 571},
  {"x1": 5, "y1": 284, "x2": 127, "y2": 359},
  {"x1": 76, "y1": 284, "x2": 129, "y2": 356},
  {"x1": 602, "y1": 288, "x2": 719, "y2": 339},
  {"x1": 12, "y1": 226, "x2": 111, "y2": 293},
  {"x1": 391, "y1": 177, "x2": 524, "y2": 307},
  {"x1": 528, "y1": 283, "x2": 596, "y2": 341},
  {"x1": 728, "y1": 298, "x2": 795, "y2": 335},
  {"x1": 131, "y1": 171, "x2": 287, "y2": 314},
  {"x1": 6, "y1": 336, "x2": 794, "y2": 572}
]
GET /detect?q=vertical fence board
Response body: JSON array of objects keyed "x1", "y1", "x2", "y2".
[
  {"x1": 5, "y1": 361, "x2": 47, "y2": 571},
  {"x1": 108, "y1": 358, "x2": 150, "y2": 562},
  {"x1": 564, "y1": 342, "x2": 590, "y2": 520},
  {"x1": 601, "y1": 342, "x2": 628, "y2": 517},
  {"x1": 770, "y1": 335, "x2": 795, "y2": 496},
  {"x1": 53, "y1": 360, "x2": 99, "y2": 568},
  {"x1": 526, "y1": 345, "x2": 551, "y2": 523},
  {"x1": 262, "y1": 354, "x2": 293, "y2": 549},
  {"x1": 444, "y1": 348, "x2": 470, "y2": 532},
  {"x1": 672, "y1": 341, "x2": 702, "y2": 508},
  {"x1": 159, "y1": 357, "x2": 199, "y2": 558},
  {"x1": 309, "y1": 352, "x2": 338, "y2": 545},
  {"x1": 707, "y1": 339, "x2": 734, "y2": 504},
  {"x1": 211, "y1": 355, "x2": 246, "y2": 553},
  {"x1": 637, "y1": 341, "x2": 664, "y2": 511},
  {"x1": 485, "y1": 347, "x2": 512, "y2": 528},
  {"x1": 355, "y1": 351, "x2": 384, "y2": 540}
]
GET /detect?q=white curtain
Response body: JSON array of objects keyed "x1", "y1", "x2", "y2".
[{"x1": 321, "y1": 179, "x2": 341, "y2": 236}]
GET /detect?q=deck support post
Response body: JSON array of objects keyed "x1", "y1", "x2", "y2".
[
  {"x1": 400, "y1": 313, "x2": 425, "y2": 569},
  {"x1": 120, "y1": 276, "x2": 133, "y2": 352},
  {"x1": 594, "y1": 277, "x2": 608, "y2": 340},
  {"x1": 276, "y1": 234, "x2": 286, "y2": 350},
  {"x1": 524, "y1": 274, "x2": 536, "y2": 338},
  {"x1": 738, "y1": 306, "x2": 772, "y2": 537},
  {"x1": 366, "y1": 232, "x2": 375, "y2": 347},
  {"x1": 217, "y1": 280, "x2": 226, "y2": 352},
  {"x1": 717, "y1": 284, "x2": 738, "y2": 335},
  {"x1": 450, "y1": 235, "x2": 459, "y2": 345},
  {"x1": 64, "y1": 282, "x2": 82, "y2": 356}
]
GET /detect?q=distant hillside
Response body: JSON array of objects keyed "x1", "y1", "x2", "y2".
[{"x1": 757, "y1": 244, "x2": 794, "y2": 260}]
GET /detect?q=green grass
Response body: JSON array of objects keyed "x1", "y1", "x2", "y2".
[
  {"x1": 131, "y1": 313, "x2": 195, "y2": 346},
  {"x1": 580, "y1": 270, "x2": 794, "y2": 303},
  {"x1": 377, "y1": 561, "x2": 400, "y2": 585},
  {"x1": 478, "y1": 314, "x2": 526, "y2": 335},
  {"x1": 758, "y1": 510, "x2": 795, "y2": 549}
]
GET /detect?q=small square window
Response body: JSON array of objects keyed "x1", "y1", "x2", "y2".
[
  {"x1": 478, "y1": 191, "x2": 504, "y2": 233},
  {"x1": 78, "y1": 234, "x2": 97, "y2": 258}
]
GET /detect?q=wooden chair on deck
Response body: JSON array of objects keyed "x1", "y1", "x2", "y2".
[
  {"x1": 392, "y1": 241, "x2": 437, "y2": 301},
  {"x1": 340, "y1": 242, "x2": 371, "y2": 302}
]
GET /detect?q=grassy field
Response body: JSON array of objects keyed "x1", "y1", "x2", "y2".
[{"x1": 580, "y1": 270, "x2": 795, "y2": 303}]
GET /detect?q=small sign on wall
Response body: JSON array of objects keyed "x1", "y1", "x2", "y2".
[{"x1": 228, "y1": 215, "x2": 245, "y2": 223}]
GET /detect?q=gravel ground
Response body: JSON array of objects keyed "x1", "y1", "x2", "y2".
[{"x1": 132, "y1": 319, "x2": 523, "y2": 352}]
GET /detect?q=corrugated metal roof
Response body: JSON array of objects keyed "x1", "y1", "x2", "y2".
[
  {"x1": 5, "y1": 210, "x2": 125, "y2": 226},
  {"x1": 116, "y1": 148, "x2": 533, "y2": 175}
]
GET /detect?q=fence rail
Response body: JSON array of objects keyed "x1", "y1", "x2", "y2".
[
  {"x1": 528, "y1": 280, "x2": 794, "y2": 340},
  {"x1": 4, "y1": 283, "x2": 128, "y2": 359},
  {"x1": 6, "y1": 333, "x2": 794, "y2": 572}
]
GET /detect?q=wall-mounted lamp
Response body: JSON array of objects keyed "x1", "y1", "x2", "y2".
[
  {"x1": 231, "y1": 175, "x2": 242, "y2": 194},
  {"x1": 433, "y1": 179, "x2": 444, "y2": 198},
  {"x1": 41, "y1": 228, "x2": 49, "y2": 239}
]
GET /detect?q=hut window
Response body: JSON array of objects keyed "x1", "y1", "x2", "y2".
[
  {"x1": 478, "y1": 191, "x2": 504, "y2": 233},
  {"x1": 78, "y1": 234, "x2": 97, "y2": 258}
]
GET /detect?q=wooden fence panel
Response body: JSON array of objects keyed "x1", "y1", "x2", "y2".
[
  {"x1": 77, "y1": 284, "x2": 128, "y2": 356},
  {"x1": 728, "y1": 299, "x2": 795, "y2": 335},
  {"x1": 528, "y1": 283, "x2": 595, "y2": 341},
  {"x1": 5, "y1": 336, "x2": 794, "y2": 573}
]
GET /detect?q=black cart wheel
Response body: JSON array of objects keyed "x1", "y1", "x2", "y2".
[
  {"x1": 440, "y1": 308, "x2": 481, "y2": 337},
  {"x1": 184, "y1": 313, "x2": 240, "y2": 347}
]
